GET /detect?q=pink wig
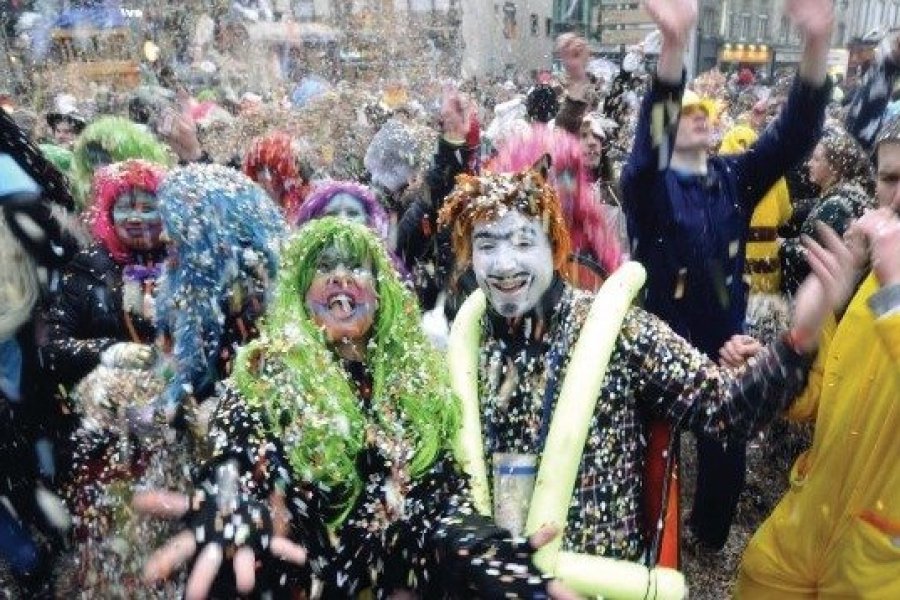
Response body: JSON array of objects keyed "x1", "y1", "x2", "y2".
[
  {"x1": 89, "y1": 159, "x2": 166, "y2": 263},
  {"x1": 492, "y1": 125, "x2": 622, "y2": 280},
  {"x1": 295, "y1": 180, "x2": 390, "y2": 240}
]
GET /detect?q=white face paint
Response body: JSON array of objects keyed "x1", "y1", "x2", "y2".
[
  {"x1": 322, "y1": 192, "x2": 367, "y2": 224},
  {"x1": 472, "y1": 210, "x2": 554, "y2": 319}
]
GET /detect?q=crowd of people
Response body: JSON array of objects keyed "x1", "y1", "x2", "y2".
[{"x1": 1, "y1": 0, "x2": 899, "y2": 597}]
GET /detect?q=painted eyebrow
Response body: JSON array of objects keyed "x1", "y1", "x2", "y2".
[{"x1": 473, "y1": 226, "x2": 539, "y2": 241}]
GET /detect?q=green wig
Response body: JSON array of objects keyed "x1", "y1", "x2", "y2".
[
  {"x1": 39, "y1": 144, "x2": 74, "y2": 175},
  {"x1": 232, "y1": 218, "x2": 460, "y2": 525},
  {"x1": 72, "y1": 117, "x2": 172, "y2": 210}
]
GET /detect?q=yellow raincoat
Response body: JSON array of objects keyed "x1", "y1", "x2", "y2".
[{"x1": 737, "y1": 274, "x2": 900, "y2": 598}]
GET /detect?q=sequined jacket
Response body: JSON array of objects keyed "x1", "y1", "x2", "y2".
[
  {"x1": 479, "y1": 281, "x2": 813, "y2": 562},
  {"x1": 206, "y1": 385, "x2": 545, "y2": 599}
]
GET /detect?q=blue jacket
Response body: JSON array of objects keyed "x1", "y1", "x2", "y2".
[{"x1": 621, "y1": 75, "x2": 830, "y2": 358}]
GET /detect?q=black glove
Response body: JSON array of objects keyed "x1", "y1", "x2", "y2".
[
  {"x1": 434, "y1": 512, "x2": 553, "y2": 599},
  {"x1": 184, "y1": 461, "x2": 273, "y2": 555}
]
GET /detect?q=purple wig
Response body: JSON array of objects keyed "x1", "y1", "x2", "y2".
[
  {"x1": 295, "y1": 180, "x2": 390, "y2": 240},
  {"x1": 296, "y1": 180, "x2": 412, "y2": 282}
]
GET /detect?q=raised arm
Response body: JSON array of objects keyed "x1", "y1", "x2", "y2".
[
  {"x1": 619, "y1": 0, "x2": 697, "y2": 214},
  {"x1": 630, "y1": 222, "x2": 858, "y2": 439},
  {"x1": 732, "y1": 0, "x2": 833, "y2": 208}
]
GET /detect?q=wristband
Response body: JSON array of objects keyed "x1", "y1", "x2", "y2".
[{"x1": 784, "y1": 327, "x2": 815, "y2": 354}]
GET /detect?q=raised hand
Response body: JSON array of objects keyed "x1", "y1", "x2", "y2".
[
  {"x1": 158, "y1": 109, "x2": 203, "y2": 163},
  {"x1": 134, "y1": 461, "x2": 307, "y2": 599},
  {"x1": 791, "y1": 222, "x2": 860, "y2": 352},
  {"x1": 440, "y1": 87, "x2": 473, "y2": 142},
  {"x1": 642, "y1": 0, "x2": 698, "y2": 47},
  {"x1": 784, "y1": 0, "x2": 834, "y2": 43}
]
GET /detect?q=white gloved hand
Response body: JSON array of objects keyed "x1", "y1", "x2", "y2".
[{"x1": 100, "y1": 342, "x2": 156, "y2": 370}]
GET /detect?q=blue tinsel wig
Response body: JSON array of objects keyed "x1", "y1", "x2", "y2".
[{"x1": 155, "y1": 164, "x2": 287, "y2": 409}]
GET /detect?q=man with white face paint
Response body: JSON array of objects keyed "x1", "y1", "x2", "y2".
[
  {"x1": 471, "y1": 211, "x2": 555, "y2": 319},
  {"x1": 438, "y1": 166, "x2": 857, "y2": 598}
]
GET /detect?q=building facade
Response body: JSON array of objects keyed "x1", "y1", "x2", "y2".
[
  {"x1": 294, "y1": 0, "x2": 554, "y2": 79},
  {"x1": 696, "y1": 0, "x2": 852, "y2": 76},
  {"x1": 457, "y1": 0, "x2": 555, "y2": 78},
  {"x1": 844, "y1": 0, "x2": 900, "y2": 41},
  {"x1": 593, "y1": 1, "x2": 655, "y2": 55}
]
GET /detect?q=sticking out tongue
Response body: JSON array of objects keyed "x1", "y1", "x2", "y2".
[{"x1": 328, "y1": 294, "x2": 355, "y2": 318}]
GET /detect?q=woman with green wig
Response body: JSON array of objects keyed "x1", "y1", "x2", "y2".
[{"x1": 133, "y1": 218, "x2": 565, "y2": 599}]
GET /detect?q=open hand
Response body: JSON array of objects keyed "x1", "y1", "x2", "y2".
[
  {"x1": 440, "y1": 87, "x2": 473, "y2": 142},
  {"x1": 134, "y1": 462, "x2": 306, "y2": 599},
  {"x1": 643, "y1": 0, "x2": 698, "y2": 47},
  {"x1": 791, "y1": 222, "x2": 860, "y2": 351},
  {"x1": 161, "y1": 113, "x2": 203, "y2": 163},
  {"x1": 784, "y1": 0, "x2": 834, "y2": 43}
]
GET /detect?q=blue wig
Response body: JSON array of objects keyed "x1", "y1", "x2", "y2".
[{"x1": 155, "y1": 164, "x2": 286, "y2": 409}]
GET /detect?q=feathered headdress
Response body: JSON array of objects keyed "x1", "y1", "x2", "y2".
[
  {"x1": 491, "y1": 125, "x2": 622, "y2": 276},
  {"x1": 438, "y1": 165, "x2": 573, "y2": 277}
]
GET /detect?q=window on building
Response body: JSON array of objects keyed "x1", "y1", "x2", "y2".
[
  {"x1": 757, "y1": 15, "x2": 769, "y2": 41},
  {"x1": 295, "y1": 0, "x2": 315, "y2": 20},
  {"x1": 531, "y1": 13, "x2": 539, "y2": 36},
  {"x1": 779, "y1": 15, "x2": 790, "y2": 44},
  {"x1": 502, "y1": 2, "x2": 517, "y2": 39},
  {"x1": 740, "y1": 14, "x2": 752, "y2": 40},
  {"x1": 730, "y1": 14, "x2": 740, "y2": 39},
  {"x1": 546, "y1": 17, "x2": 553, "y2": 37},
  {"x1": 701, "y1": 7, "x2": 717, "y2": 35}
]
